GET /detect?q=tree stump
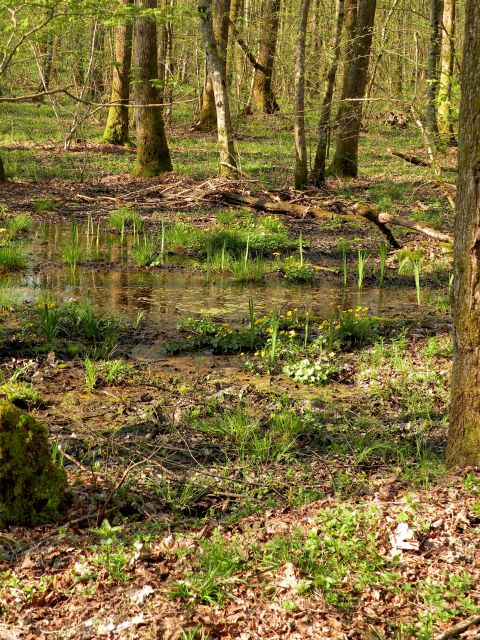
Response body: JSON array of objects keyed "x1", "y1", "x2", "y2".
[{"x1": 0, "y1": 401, "x2": 67, "y2": 526}]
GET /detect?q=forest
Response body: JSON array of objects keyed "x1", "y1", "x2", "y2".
[{"x1": 1, "y1": 0, "x2": 480, "y2": 638}]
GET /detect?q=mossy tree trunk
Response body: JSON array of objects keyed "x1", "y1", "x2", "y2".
[
  {"x1": 133, "y1": 0, "x2": 172, "y2": 176},
  {"x1": 447, "y1": 0, "x2": 480, "y2": 468},
  {"x1": 103, "y1": 0, "x2": 134, "y2": 145},
  {"x1": 193, "y1": 0, "x2": 231, "y2": 131},
  {"x1": 247, "y1": 0, "x2": 280, "y2": 114},
  {"x1": 198, "y1": 0, "x2": 237, "y2": 174},
  {"x1": 426, "y1": 0, "x2": 443, "y2": 138},
  {"x1": 0, "y1": 401, "x2": 67, "y2": 526},
  {"x1": 330, "y1": 0, "x2": 376, "y2": 178},
  {"x1": 293, "y1": 0, "x2": 311, "y2": 189},
  {"x1": 311, "y1": 0, "x2": 345, "y2": 186},
  {"x1": 438, "y1": 0, "x2": 455, "y2": 142}
]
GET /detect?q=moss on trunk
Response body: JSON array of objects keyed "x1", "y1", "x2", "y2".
[{"x1": 0, "y1": 401, "x2": 67, "y2": 526}]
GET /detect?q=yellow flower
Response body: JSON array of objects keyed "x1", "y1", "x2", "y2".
[{"x1": 286, "y1": 310, "x2": 292, "y2": 317}]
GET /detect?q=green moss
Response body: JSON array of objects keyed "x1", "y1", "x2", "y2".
[{"x1": 0, "y1": 401, "x2": 67, "y2": 526}]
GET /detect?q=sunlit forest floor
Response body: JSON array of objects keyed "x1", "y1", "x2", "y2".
[{"x1": 1, "y1": 104, "x2": 477, "y2": 640}]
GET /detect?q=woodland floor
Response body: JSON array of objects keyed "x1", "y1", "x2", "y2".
[{"x1": 1, "y1": 105, "x2": 477, "y2": 640}]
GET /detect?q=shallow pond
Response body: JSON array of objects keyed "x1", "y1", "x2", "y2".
[{"x1": 2, "y1": 224, "x2": 437, "y2": 332}]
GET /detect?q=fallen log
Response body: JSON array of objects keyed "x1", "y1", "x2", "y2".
[
  {"x1": 213, "y1": 191, "x2": 453, "y2": 248},
  {"x1": 377, "y1": 212, "x2": 453, "y2": 243},
  {"x1": 215, "y1": 191, "x2": 403, "y2": 246},
  {"x1": 432, "y1": 613, "x2": 480, "y2": 640},
  {"x1": 391, "y1": 150, "x2": 457, "y2": 173}
]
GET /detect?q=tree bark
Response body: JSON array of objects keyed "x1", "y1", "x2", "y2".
[
  {"x1": 198, "y1": 0, "x2": 237, "y2": 174},
  {"x1": 133, "y1": 0, "x2": 172, "y2": 176},
  {"x1": 193, "y1": 0, "x2": 231, "y2": 131},
  {"x1": 330, "y1": 0, "x2": 376, "y2": 178},
  {"x1": 438, "y1": 0, "x2": 455, "y2": 142},
  {"x1": 247, "y1": 0, "x2": 281, "y2": 114},
  {"x1": 447, "y1": 0, "x2": 480, "y2": 467},
  {"x1": 103, "y1": 0, "x2": 134, "y2": 145},
  {"x1": 158, "y1": 0, "x2": 175, "y2": 122},
  {"x1": 311, "y1": 0, "x2": 345, "y2": 185},
  {"x1": 226, "y1": 0, "x2": 242, "y2": 88},
  {"x1": 426, "y1": 0, "x2": 444, "y2": 138},
  {"x1": 294, "y1": 0, "x2": 311, "y2": 189},
  {"x1": 0, "y1": 156, "x2": 5, "y2": 182}
]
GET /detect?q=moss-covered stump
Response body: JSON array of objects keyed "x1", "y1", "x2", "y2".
[{"x1": 0, "y1": 401, "x2": 67, "y2": 526}]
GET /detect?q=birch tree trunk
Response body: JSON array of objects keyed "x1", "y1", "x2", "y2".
[
  {"x1": 293, "y1": 0, "x2": 311, "y2": 189},
  {"x1": 330, "y1": 0, "x2": 376, "y2": 178},
  {"x1": 311, "y1": 0, "x2": 345, "y2": 186},
  {"x1": 103, "y1": 0, "x2": 134, "y2": 145},
  {"x1": 247, "y1": 0, "x2": 280, "y2": 114},
  {"x1": 133, "y1": 0, "x2": 172, "y2": 176},
  {"x1": 198, "y1": 0, "x2": 237, "y2": 174},
  {"x1": 438, "y1": 0, "x2": 455, "y2": 141},
  {"x1": 426, "y1": 0, "x2": 443, "y2": 137},
  {"x1": 447, "y1": 0, "x2": 480, "y2": 467}
]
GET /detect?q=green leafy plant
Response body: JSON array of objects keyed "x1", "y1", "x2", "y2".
[
  {"x1": 283, "y1": 357, "x2": 336, "y2": 385},
  {"x1": 108, "y1": 207, "x2": 143, "y2": 234},
  {"x1": 282, "y1": 255, "x2": 314, "y2": 282},
  {"x1": 5, "y1": 214, "x2": 32, "y2": 237},
  {"x1": 379, "y1": 241, "x2": 388, "y2": 287},
  {"x1": 84, "y1": 357, "x2": 98, "y2": 391},
  {"x1": 0, "y1": 243, "x2": 26, "y2": 271},
  {"x1": 131, "y1": 235, "x2": 158, "y2": 266}
]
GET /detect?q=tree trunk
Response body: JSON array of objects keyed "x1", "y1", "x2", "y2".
[
  {"x1": 103, "y1": 0, "x2": 134, "y2": 145},
  {"x1": 158, "y1": 0, "x2": 175, "y2": 122},
  {"x1": 293, "y1": 0, "x2": 311, "y2": 189},
  {"x1": 447, "y1": 0, "x2": 480, "y2": 468},
  {"x1": 426, "y1": 0, "x2": 443, "y2": 137},
  {"x1": 247, "y1": 0, "x2": 281, "y2": 114},
  {"x1": 37, "y1": 35, "x2": 55, "y2": 92},
  {"x1": 88, "y1": 23, "x2": 106, "y2": 99},
  {"x1": 133, "y1": 0, "x2": 172, "y2": 176},
  {"x1": 0, "y1": 155, "x2": 5, "y2": 182},
  {"x1": 338, "y1": 0, "x2": 358, "y2": 104},
  {"x1": 438, "y1": 0, "x2": 455, "y2": 142},
  {"x1": 226, "y1": 0, "x2": 242, "y2": 88},
  {"x1": 311, "y1": 0, "x2": 345, "y2": 185},
  {"x1": 194, "y1": 0, "x2": 231, "y2": 131},
  {"x1": 330, "y1": 0, "x2": 376, "y2": 178},
  {"x1": 198, "y1": 0, "x2": 237, "y2": 174}
]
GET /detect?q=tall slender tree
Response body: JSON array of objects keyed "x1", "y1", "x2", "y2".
[
  {"x1": 330, "y1": 0, "x2": 376, "y2": 177},
  {"x1": 198, "y1": 0, "x2": 237, "y2": 174},
  {"x1": 311, "y1": 0, "x2": 345, "y2": 185},
  {"x1": 438, "y1": 0, "x2": 455, "y2": 141},
  {"x1": 293, "y1": 0, "x2": 311, "y2": 189},
  {"x1": 193, "y1": 0, "x2": 231, "y2": 131},
  {"x1": 426, "y1": 0, "x2": 443, "y2": 137},
  {"x1": 133, "y1": 0, "x2": 172, "y2": 176},
  {"x1": 247, "y1": 0, "x2": 281, "y2": 114},
  {"x1": 447, "y1": 0, "x2": 480, "y2": 467},
  {"x1": 103, "y1": 0, "x2": 134, "y2": 145}
]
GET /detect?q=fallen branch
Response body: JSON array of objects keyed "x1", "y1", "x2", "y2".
[
  {"x1": 432, "y1": 613, "x2": 480, "y2": 640},
  {"x1": 227, "y1": 17, "x2": 267, "y2": 73},
  {"x1": 377, "y1": 212, "x2": 453, "y2": 243},
  {"x1": 391, "y1": 150, "x2": 457, "y2": 173},
  {"x1": 0, "y1": 85, "x2": 73, "y2": 102},
  {"x1": 216, "y1": 191, "x2": 401, "y2": 248}
]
